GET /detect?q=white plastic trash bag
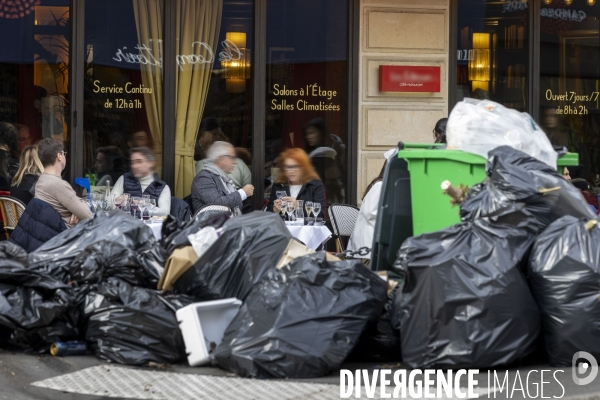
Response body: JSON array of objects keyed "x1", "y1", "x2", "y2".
[
  {"x1": 447, "y1": 98, "x2": 557, "y2": 168},
  {"x1": 188, "y1": 227, "x2": 219, "y2": 258}
]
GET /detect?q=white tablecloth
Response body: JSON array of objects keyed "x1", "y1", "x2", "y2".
[
  {"x1": 286, "y1": 225, "x2": 332, "y2": 250},
  {"x1": 149, "y1": 220, "x2": 163, "y2": 241}
]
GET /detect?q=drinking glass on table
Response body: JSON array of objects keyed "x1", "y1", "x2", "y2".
[
  {"x1": 130, "y1": 196, "x2": 142, "y2": 218},
  {"x1": 140, "y1": 201, "x2": 151, "y2": 223},
  {"x1": 296, "y1": 200, "x2": 304, "y2": 225},
  {"x1": 147, "y1": 199, "x2": 157, "y2": 216},
  {"x1": 122, "y1": 199, "x2": 130, "y2": 215},
  {"x1": 312, "y1": 203, "x2": 322, "y2": 224},
  {"x1": 286, "y1": 201, "x2": 297, "y2": 223},
  {"x1": 280, "y1": 200, "x2": 288, "y2": 222},
  {"x1": 113, "y1": 194, "x2": 123, "y2": 210},
  {"x1": 305, "y1": 201, "x2": 313, "y2": 223}
]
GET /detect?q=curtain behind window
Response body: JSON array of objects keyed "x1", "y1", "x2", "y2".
[
  {"x1": 132, "y1": 0, "x2": 163, "y2": 172},
  {"x1": 174, "y1": 0, "x2": 223, "y2": 198}
]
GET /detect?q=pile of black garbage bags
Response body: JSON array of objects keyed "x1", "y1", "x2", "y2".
[
  {"x1": 3, "y1": 145, "x2": 596, "y2": 377},
  {"x1": 0, "y1": 209, "x2": 390, "y2": 379},
  {"x1": 392, "y1": 146, "x2": 600, "y2": 368}
]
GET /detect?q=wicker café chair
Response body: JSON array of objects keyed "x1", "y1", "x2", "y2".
[
  {"x1": 0, "y1": 196, "x2": 26, "y2": 240},
  {"x1": 194, "y1": 204, "x2": 233, "y2": 218},
  {"x1": 328, "y1": 203, "x2": 360, "y2": 253}
]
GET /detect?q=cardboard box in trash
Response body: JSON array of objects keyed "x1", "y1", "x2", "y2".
[
  {"x1": 159, "y1": 246, "x2": 198, "y2": 291},
  {"x1": 276, "y1": 239, "x2": 340, "y2": 270}
]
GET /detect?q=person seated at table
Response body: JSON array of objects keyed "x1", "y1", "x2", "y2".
[
  {"x1": 347, "y1": 162, "x2": 386, "y2": 260},
  {"x1": 267, "y1": 148, "x2": 326, "y2": 214},
  {"x1": 192, "y1": 141, "x2": 254, "y2": 215},
  {"x1": 194, "y1": 119, "x2": 252, "y2": 189},
  {"x1": 94, "y1": 146, "x2": 127, "y2": 187},
  {"x1": 111, "y1": 147, "x2": 171, "y2": 216},
  {"x1": 10, "y1": 145, "x2": 43, "y2": 205},
  {"x1": 34, "y1": 138, "x2": 93, "y2": 228}
]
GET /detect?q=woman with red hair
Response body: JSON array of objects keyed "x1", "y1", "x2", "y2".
[{"x1": 267, "y1": 148, "x2": 326, "y2": 213}]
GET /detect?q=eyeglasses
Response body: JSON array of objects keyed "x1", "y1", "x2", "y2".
[
  {"x1": 283, "y1": 165, "x2": 300, "y2": 171},
  {"x1": 60, "y1": 151, "x2": 68, "y2": 157},
  {"x1": 221, "y1": 155, "x2": 237, "y2": 160}
]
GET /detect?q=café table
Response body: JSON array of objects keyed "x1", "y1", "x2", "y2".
[{"x1": 285, "y1": 223, "x2": 332, "y2": 250}]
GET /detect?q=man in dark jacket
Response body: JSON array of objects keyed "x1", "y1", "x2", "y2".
[
  {"x1": 10, "y1": 198, "x2": 67, "y2": 252},
  {"x1": 111, "y1": 147, "x2": 171, "y2": 216},
  {"x1": 191, "y1": 141, "x2": 254, "y2": 214}
]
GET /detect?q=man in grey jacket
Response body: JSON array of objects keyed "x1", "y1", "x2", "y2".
[{"x1": 191, "y1": 141, "x2": 254, "y2": 214}]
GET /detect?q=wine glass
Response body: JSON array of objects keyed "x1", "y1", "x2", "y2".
[
  {"x1": 305, "y1": 201, "x2": 313, "y2": 223},
  {"x1": 122, "y1": 199, "x2": 130, "y2": 215},
  {"x1": 139, "y1": 201, "x2": 150, "y2": 222},
  {"x1": 113, "y1": 194, "x2": 122, "y2": 210},
  {"x1": 312, "y1": 203, "x2": 321, "y2": 224},
  {"x1": 130, "y1": 196, "x2": 142, "y2": 218},
  {"x1": 147, "y1": 199, "x2": 157, "y2": 215},
  {"x1": 280, "y1": 200, "x2": 288, "y2": 222},
  {"x1": 286, "y1": 201, "x2": 296, "y2": 223}
]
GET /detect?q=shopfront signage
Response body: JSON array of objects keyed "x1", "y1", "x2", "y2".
[
  {"x1": 541, "y1": 8, "x2": 586, "y2": 22},
  {"x1": 545, "y1": 89, "x2": 597, "y2": 115},
  {"x1": 502, "y1": 0, "x2": 528, "y2": 13},
  {"x1": 112, "y1": 39, "x2": 244, "y2": 71},
  {"x1": 270, "y1": 83, "x2": 341, "y2": 111},
  {"x1": 379, "y1": 66, "x2": 441, "y2": 93}
]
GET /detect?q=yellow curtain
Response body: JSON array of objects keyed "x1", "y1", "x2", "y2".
[
  {"x1": 174, "y1": 0, "x2": 223, "y2": 198},
  {"x1": 132, "y1": 0, "x2": 164, "y2": 172}
]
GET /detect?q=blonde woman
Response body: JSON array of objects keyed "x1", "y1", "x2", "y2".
[{"x1": 10, "y1": 145, "x2": 43, "y2": 205}]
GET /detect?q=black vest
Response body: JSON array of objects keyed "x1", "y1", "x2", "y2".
[{"x1": 122, "y1": 172, "x2": 166, "y2": 202}]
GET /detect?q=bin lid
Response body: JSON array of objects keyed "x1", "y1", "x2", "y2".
[{"x1": 397, "y1": 143, "x2": 579, "y2": 167}]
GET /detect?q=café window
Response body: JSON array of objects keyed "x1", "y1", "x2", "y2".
[
  {"x1": 539, "y1": 0, "x2": 600, "y2": 184},
  {"x1": 188, "y1": 0, "x2": 253, "y2": 199},
  {"x1": 264, "y1": 0, "x2": 349, "y2": 206},
  {"x1": 84, "y1": 0, "x2": 163, "y2": 190},
  {"x1": 0, "y1": 0, "x2": 71, "y2": 178},
  {"x1": 454, "y1": 0, "x2": 530, "y2": 110}
]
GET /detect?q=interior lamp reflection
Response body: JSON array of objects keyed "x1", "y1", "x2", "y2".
[
  {"x1": 222, "y1": 32, "x2": 251, "y2": 94},
  {"x1": 468, "y1": 32, "x2": 491, "y2": 92}
]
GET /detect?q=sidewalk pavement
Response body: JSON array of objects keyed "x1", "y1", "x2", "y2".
[{"x1": 2, "y1": 351, "x2": 600, "y2": 400}]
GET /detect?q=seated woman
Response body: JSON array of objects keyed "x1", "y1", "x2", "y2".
[
  {"x1": 347, "y1": 162, "x2": 385, "y2": 259},
  {"x1": 10, "y1": 145, "x2": 42, "y2": 205},
  {"x1": 267, "y1": 148, "x2": 326, "y2": 214}
]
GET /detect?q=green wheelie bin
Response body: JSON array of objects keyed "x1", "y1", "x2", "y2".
[{"x1": 370, "y1": 142, "x2": 579, "y2": 272}]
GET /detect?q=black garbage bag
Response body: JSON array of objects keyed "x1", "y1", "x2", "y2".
[
  {"x1": 174, "y1": 212, "x2": 291, "y2": 301},
  {"x1": 84, "y1": 278, "x2": 194, "y2": 365},
  {"x1": 214, "y1": 252, "x2": 387, "y2": 379},
  {"x1": 0, "y1": 261, "x2": 80, "y2": 351},
  {"x1": 392, "y1": 218, "x2": 541, "y2": 368},
  {"x1": 0, "y1": 242, "x2": 27, "y2": 265},
  {"x1": 460, "y1": 146, "x2": 594, "y2": 227},
  {"x1": 69, "y1": 241, "x2": 160, "y2": 288},
  {"x1": 28, "y1": 211, "x2": 162, "y2": 283},
  {"x1": 346, "y1": 286, "x2": 401, "y2": 363},
  {"x1": 160, "y1": 211, "x2": 230, "y2": 254},
  {"x1": 528, "y1": 216, "x2": 600, "y2": 366}
]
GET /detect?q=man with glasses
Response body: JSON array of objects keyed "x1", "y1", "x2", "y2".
[
  {"x1": 35, "y1": 138, "x2": 92, "y2": 228},
  {"x1": 191, "y1": 141, "x2": 254, "y2": 215}
]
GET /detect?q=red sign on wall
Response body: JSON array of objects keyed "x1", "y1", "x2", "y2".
[{"x1": 379, "y1": 66, "x2": 441, "y2": 93}]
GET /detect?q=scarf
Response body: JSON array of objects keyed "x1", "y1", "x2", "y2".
[{"x1": 203, "y1": 161, "x2": 241, "y2": 215}]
